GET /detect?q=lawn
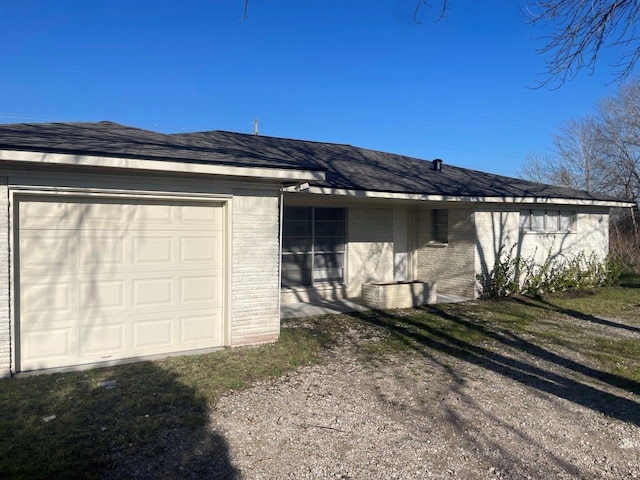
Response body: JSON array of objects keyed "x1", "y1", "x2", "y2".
[{"x1": 1, "y1": 274, "x2": 639, "y2": 480}]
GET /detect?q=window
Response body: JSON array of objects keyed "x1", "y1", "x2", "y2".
[
  {"x1": 520, "y1": 209, "x2": 576, "y2": 233},
  {"x1": 281, "y1": 206, "x2": 346, "y2": 287},
  {"x1": 432, "y1": 209, "x2": 448, "y2": 243}
]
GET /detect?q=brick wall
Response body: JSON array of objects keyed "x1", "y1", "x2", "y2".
[
  {"x1": 346, "y1": 207, "x2": 394, "y2": 298},
  {"x1": 230, "y1": 188, "x2": 281, "y2": 346},
  {"x1": 416, "y1": 207, "x2": 476, "y2": 298},
  {"x1": 474, "y1": 207, "x2": 611, "y2": 295},
  {"x1": 0, "y1": 178, "x2": 9, "y2": 376},
  {"x1": 474, "y1": 209, "x2": 520, "y2": 280}
]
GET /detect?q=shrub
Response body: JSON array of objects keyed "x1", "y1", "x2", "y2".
[{"x1": 477, "y1": 245, "x2": 620, "y2": 299}]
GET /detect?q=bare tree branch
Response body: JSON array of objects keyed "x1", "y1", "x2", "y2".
[
  {"x1": 525, "y1": 0, "x2": 640, "y2": 88},
  {"x1": 414, "y1": 0, "x2": 448, "y2": 24}
]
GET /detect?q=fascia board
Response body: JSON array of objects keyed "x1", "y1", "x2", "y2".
[
  {"x1": 0, "y1": 149, "x2": 325, "y2": 182},
  {"x1": 284, "y1": 186, "x2": 634, "y2": 208}
]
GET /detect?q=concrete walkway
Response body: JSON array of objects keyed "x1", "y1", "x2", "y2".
[{"x1": 281, "y1": 293, "x2": 471, "y2": 319}]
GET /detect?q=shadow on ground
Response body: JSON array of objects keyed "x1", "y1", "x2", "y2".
[
  {"x1": 0, "y1": 361, "x2": 239, "y2": 480},
  {"x1": 352, "y1": 302, "x2": 640, "y2": 427}
]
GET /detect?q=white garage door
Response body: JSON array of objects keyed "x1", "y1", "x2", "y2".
[{"x1": 16, "y1": 195, "x2": 225, "y2": 371}]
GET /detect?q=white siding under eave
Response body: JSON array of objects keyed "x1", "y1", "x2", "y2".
[
  {"x1": 231, "y1": 188, "x2": 281, "y2": 346},
  {"x1": 0, "y1": 178, "x2": 9, "y2": 377},
  {"x1": 474, "y1": 210, "x2": 521, "y2": 283},
  {"x1": 518, "y1": 211, "x2": 610, "y2": 265},
  {"x1": 346, "y1": 207, "x2": 394, "y2": 298},
  {"x1": 474, "y1": 208, "x2": 611, "y2": 292}
]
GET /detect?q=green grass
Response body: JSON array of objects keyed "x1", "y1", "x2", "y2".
[{"x1": 1, "y1": 275, "x2": 638, "y2": 479}]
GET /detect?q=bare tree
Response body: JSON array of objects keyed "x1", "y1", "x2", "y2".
[
  {"x1": 519, "y1": 117, "x2": 609, "y2": 192},
  {"x1": 521, "y1": 78, "x2": 640, "y2": 270}
]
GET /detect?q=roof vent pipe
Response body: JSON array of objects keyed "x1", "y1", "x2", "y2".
[{"x1": 432, "y1": 158, "x2": 443, "y2": 171}]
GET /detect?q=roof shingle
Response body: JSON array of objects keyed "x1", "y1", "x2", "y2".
[{"x1": 0, "y1": 120, "x2": 627, "y2": 203}]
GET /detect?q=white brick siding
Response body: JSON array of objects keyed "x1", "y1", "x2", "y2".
[
  {"x1": 416, "y1": 208, "x2": 476, "y2": 298},
  {"x1": 474, "y1": 210, "x2": 521, "y2": 281},
  {"x1": 518, "y1": 211, "x2": 609, "y2": 265},
  {"x1": 346, "y1": 207, "x2": 394, "y2": 298},
  {"x1": 475, "y1": 207, "x2": 611, "y2": 294},
  {"x1": 0, "y1": 178, "x2": 8, "y2": 377},
  {"x1": 230, "y1": 188, "x2": 281, "y2": 346}
]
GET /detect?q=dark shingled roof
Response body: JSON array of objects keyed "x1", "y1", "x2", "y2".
[{"x1": 0, "y1": 121, "x2": 627, "y2": 203}]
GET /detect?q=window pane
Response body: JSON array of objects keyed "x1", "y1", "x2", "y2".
[
  {"x1": 281, "y1": 254, "x2": 311, "y2": 286},
  {"x1": 315, "y1": 236, "x2": 345, "y2": 252},
  {"x1": 434, "y1": 210, "x2": 448, "y2": 224},
  {"x1": 284, "y1": 206, "x2": 311, "y2": 221},
  {"x1": 546, "y1": 210, "x2": 560, "y2": 232},
  {"x1": 532, "y1": 209, "x2": 545, "y2": 231},
  {"x1": 313, "y1": 268, "x2": 344, "y2": 282},
  {"x1": 283, "y1": 236, "x2": 312, "y2": 253},
  {"x1": 432, "y1": 209, "x2": 448, "y2": 243},
  {"x1": 281, "y1": 206, "x2": 346, "y2": 286},
  {"x1": 283, "y1": 220, "x2": 311, "y2": 237},
  {"x1": 520, "y1": 210, "x2": 530, "y2": 231},
  {"x1": 560, "y1": 210, "x2": 575, "y2": 231},
  {"x1": 314, "y1": 208, "x2": 344, "y2": 221},
  {"x1": 314, "y1": 253, "x2": 344, "y2": 269},
  {"x1": 314, "y1": 221, "x2": 345, "y2": 236}
]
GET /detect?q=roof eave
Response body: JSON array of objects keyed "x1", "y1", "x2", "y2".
[
  {"x1": 283, "y1": 186, "x2": 633, "y2": 208},
  {"x1": 0, "y1": 149, "x2": 325, "y2": 182}
]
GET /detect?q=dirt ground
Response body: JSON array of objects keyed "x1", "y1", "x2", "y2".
[
  {"x1": 209, "y1": 321, "x2": 640, "y2": 480},
  {"x1": 103, "y1": 315, "x2": 640, "y2": 480}
]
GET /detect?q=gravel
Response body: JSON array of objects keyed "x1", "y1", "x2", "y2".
[{"x1": 104, "y1": 318, "x2": 640, "y2": 480}]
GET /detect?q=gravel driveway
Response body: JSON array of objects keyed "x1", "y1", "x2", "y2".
[{"x1": 104, "y1": 313, "x2": 640, "y2": 480}]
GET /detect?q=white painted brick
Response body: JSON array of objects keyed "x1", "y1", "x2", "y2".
[
  {"x1": 346, "y1": 208, "x2": 394, "y2": 297},
  {"x1": 230, "y1": 188, "x2": 281, "y2": 346},
  {"x1": 474, "y1": 207, "x2": 611, "y2": 295},
  {"x1": 416, "y1": 208, "x2": 476, "y2": 298},
  {"x1": 0, "y1": 178, "x2": 9, "y2": 374}
]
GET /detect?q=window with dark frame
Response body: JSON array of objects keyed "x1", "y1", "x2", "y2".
[
  {"x1": 432, "y1": 209, "x2": 448, "y2": 243},
  {"x1": 281, "y1": 206, "x2": 346, "y2": 287},
  {"x1": 520, "y1": 209, "x2": 576, "y2": 233}
]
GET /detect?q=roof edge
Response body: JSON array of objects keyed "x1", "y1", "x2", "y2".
[
  {"x1": 0, "y1": 149, "x2": 325, "y2": 182},
  {"x1": 283, "y1": 186, "x2": 634, "y2": 208}
]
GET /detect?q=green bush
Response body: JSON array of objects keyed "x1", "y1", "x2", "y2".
[{"x1": 477, "y1": 245, "x2": 620, "y2": 299}]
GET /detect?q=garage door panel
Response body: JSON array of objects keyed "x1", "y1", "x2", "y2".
[
  {"x1": 180, "y1": 313, "x2": 221, "y2": 346},
  {"x1": 22, "y1": 327, "x2": 71, "y2": 363},
  {"x1": 133, "y1": 204, "x2": 173, "y2": 225},
  {"x1": 19, "y1": 201, "x2": 69, "y2": 228},
  {"x1": 21, "y1": 235, "x2": 71, "y2": 268},
  {"x1": 180, "y1": 275, "x2": 221, "y2": 304},
  {"x1": 17, "y1": 196, "x2": 225, "y2": 371},
  {"x1": 21, "y1": 282, "x2": 74, "y2": 316},
  {"x1": 132, "y1": 236, "x2": 173, "y2": 265},
  {"x1": 80, "y1": 280, "x2": 126, "y2": 311},
  {"x1": 180, "y1": 236, "x2": 222, "y2": 263},
  {"x1": 78, "y1": 323, "x2": 125, "y2": 355},
  {"x1": 79, "y1": 237, "x2": 126, "y2": 267},
  {"x1": 132, "y1": 277, "x2": 173, "y2": 308},
  {"x1": 180, "y1": 204, "x2": 223, "y2": 225},
  {"x1": 132, "y1": 318, "x2": 172, "y2": 349}
]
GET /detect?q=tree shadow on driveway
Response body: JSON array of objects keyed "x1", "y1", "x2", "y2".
[{"x1": 352, "y1": 305, "x2": 640, "y2": 426}]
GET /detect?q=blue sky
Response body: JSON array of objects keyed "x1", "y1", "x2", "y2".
[{"x1": 0, "y1": 0, "x2": 630, "y2": 177}]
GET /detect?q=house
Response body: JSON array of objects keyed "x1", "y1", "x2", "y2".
[{"x1": 0, "y1": 121, "x2": 632, "y2": 376}]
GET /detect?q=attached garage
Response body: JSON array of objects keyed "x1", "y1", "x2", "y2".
[{"x1": 15, "y1": 194, "x2": 226, "y2": 371}]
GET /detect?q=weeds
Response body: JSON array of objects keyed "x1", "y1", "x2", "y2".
[{"x1": 477, "y1": 244, "x2": 621, "y2": 298}]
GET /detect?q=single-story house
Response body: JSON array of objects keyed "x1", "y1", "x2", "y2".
[{"x1": 0, "y1": 121, "x2": 632, "y2": 376}]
